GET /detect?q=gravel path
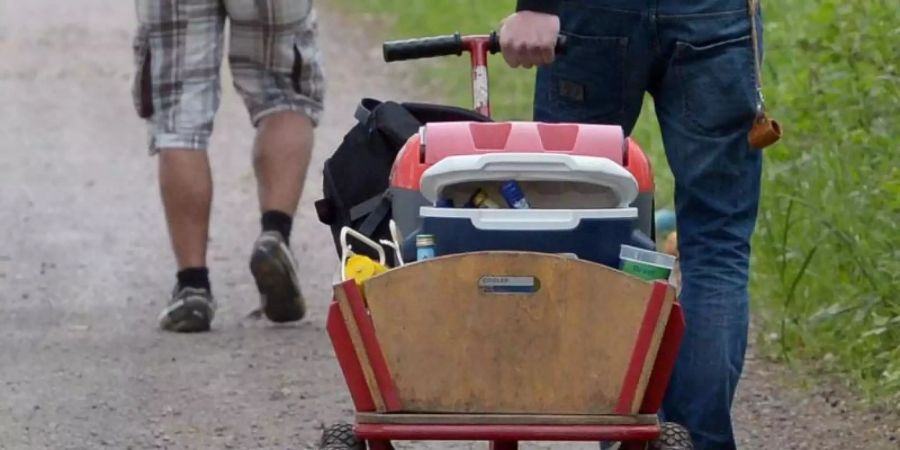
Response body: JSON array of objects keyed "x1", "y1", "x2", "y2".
[{"x1": 0, "y1": 2, "x2": 896, "y2": 449}]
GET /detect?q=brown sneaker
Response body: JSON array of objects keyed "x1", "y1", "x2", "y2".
[
  {"x1": 158, "y1": 284, "x2": 216, "y2": 332},
  {"x1": 249, "y1": 231, "x2": 306, "y2": 323}
]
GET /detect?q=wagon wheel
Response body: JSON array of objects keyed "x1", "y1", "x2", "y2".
[
  {"x1": 648, "y1": 422, "x2": 693, "y2": 450},
  {"x1": 320, "y1": 422, "x2": 366, "y2": 450}
]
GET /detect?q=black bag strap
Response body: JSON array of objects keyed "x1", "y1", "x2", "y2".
[
  {"x1": 357, "y1": 190, "x2": 393, "y2": 237},
  {"x1": 354, "y1": 98, "x2": 382, "y2": 125},
  {"x1": 349, "y1": 193, "x2": 388, "y2": 222}
]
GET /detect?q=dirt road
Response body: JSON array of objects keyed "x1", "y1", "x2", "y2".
[{"x1": 0, "y1": 1, "x2": 895, "y2": 449}]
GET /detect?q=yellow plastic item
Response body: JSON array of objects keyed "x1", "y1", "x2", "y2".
[{"x1": 344, "y1": 254, "x2": 389, "y2": 287}]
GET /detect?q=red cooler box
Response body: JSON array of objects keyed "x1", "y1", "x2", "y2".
[{"x1": 389, "y1": 121, "x2": 656, "y2": 241}]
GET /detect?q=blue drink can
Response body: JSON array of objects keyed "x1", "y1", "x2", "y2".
[
  {"x1": 500, "y1": 181, "x2": 531, "y2": 209},
  {"x1": 416, "y1": 234, "x2": 436, "y2": 261},
  {"x1": 436, "y1": 198, "x2": 454, "y2": 208}
]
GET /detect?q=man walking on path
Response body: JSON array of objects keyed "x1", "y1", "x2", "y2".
[
  {"x1": 131, "y1": 0, "x2": 325, "y2": 332},
  {"x1": 501, "y1": 1, "x2": 765, "y2": 449}
]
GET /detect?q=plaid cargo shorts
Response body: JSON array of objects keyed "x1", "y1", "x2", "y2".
[{"x1": 132, "y1": 0, "x2": 325, "y2": 153}]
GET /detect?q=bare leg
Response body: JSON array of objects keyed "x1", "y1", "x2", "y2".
[
  {"x1": 247, "y1": 110, "x2": 313, "y2": 323},
  {"x1": 158, "y1": 149, "x2": 213, "y2": 269},
  {"x1": 253, "y1": 111, "x2": 314, "y2": 215}
]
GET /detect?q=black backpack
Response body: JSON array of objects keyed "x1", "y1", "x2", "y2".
[{"x1": 314, "y1": 98, "x2": 490, "y2": 265}]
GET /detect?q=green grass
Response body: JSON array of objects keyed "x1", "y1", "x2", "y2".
[
  {"x1": 750, "y1": 0, "x2": 899, "y2": 401},
  {"x1": 335, "y1": 0, "x2": 900, "y2": 403}
]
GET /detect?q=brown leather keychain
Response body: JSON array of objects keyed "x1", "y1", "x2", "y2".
[{"x1": 748, "y1": 0, "x2": 782, "y2": 149}]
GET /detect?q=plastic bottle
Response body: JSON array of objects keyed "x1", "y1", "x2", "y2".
[{"x1": 500, "y1": 181, "x2": 530, "y2": 209}]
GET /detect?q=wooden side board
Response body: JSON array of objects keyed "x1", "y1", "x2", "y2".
[
  {"x1": 356, "y1": 412, "x2": 659, "y2": 426},
  {"x1": 361, "y1": 252, "x2": 674, "y2": 415},
  {"x1": 632, "y1": 286, "x2": 675, "y2": 412}
]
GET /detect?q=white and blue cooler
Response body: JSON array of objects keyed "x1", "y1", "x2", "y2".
[{"x1": 400, "y1": 152, "x2": 656, "y2": 268}]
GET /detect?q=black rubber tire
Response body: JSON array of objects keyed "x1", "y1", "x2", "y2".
[
  {"x1": 648, "y1": 422, "x2": 694, "y2": 450},
  {"x1": 320, "y1": 423, "x2": 366, "y2": 450}
]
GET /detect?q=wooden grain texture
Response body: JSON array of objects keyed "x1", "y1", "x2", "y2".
[
  {"x1": 335, "y1": 285, "x2": 386, "y2": 412},
  {"x1": 362, "y1": 251, "x2": 669, "y2": 414},
  {"x1": 631, "y1": 286, "x2": 676, "y2": 412},
  {"x1": 356, "y1": 412, "x2": 659, "y2": 426}
]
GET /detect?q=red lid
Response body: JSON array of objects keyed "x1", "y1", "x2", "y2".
[
  {"x1": 390, "y1": 122, "x2": 652, "y2": 193},
  {"x1": 422, "y1": 122, "x2": 625, "y2": 165}
]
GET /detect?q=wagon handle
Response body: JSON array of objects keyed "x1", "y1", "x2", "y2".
[{"x1": 383, "y1": 32, "x2": 566, "y2": 117}]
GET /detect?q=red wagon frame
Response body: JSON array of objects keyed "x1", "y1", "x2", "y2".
[
  {"x1": 325, "y1": 278, "x2": 685, "y2": 450},
  {"x1": 322, "y1": 31, "x2": 688, "y2": 450}
]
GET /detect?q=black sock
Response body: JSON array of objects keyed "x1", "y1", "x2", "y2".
[
  {"x1": 177, "y1": 267, "x2": 211, "y2": 292},
  {"x1": 261, "y1": 210, "x2": 293, "y2": 244}
]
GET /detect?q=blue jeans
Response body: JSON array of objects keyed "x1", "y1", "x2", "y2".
[{"x1": 534, "y1": 1, "x2": 763, "y2": 449}]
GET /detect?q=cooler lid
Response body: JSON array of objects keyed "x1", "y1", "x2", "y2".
[
  {"x1": 421, "y1": 121, "x2": 625, "y2": 165},
  {"x1": 419, "y1": 153, "x2": 639, "y2": 207}
]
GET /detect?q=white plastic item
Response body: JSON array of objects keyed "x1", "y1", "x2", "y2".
[
  {"x1": 419, "y1": 153, "x2": 639, "y2": 208},
  {"x1": 619, "y1": 244, "x2": 676, "y2": 269},
  {"x1": 378, "y1": 220, "x2": 405, "y2": 266},
  {"x1": 420, "y1": 207, "x2": 638, "y2": 231}
]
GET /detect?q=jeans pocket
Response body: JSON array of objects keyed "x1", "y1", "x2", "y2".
[
  {"x1": 131, "y1": 28, "x2": 154, "y2": 119},
  {"x1": 674, "y1": 35, "x2": 757, "y2": 136},
  {"x1": 545, "y1": 32, "x2": 628, "y2": 122}
]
